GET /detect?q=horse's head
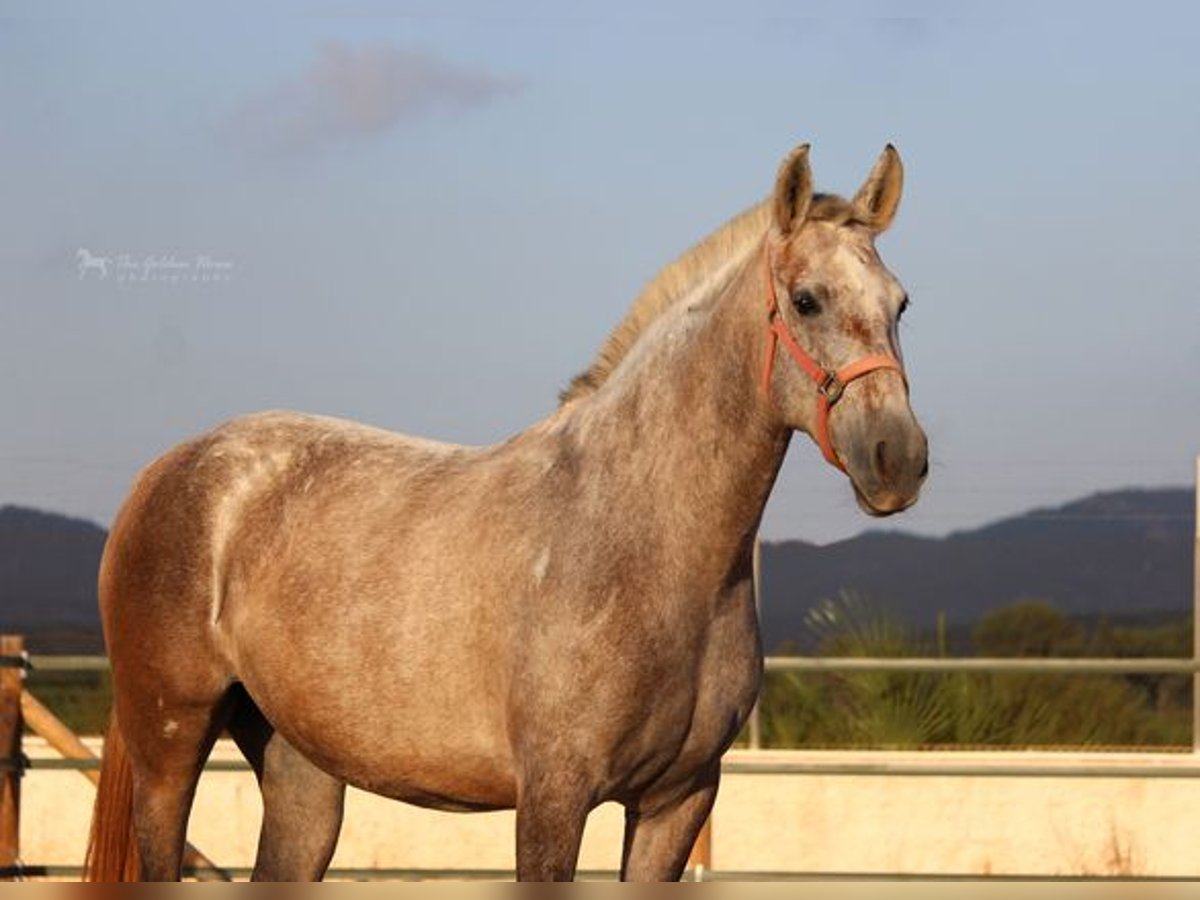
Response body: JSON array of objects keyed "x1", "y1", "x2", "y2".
[{"x1": 762, "y1": 143, "x2": 928, "y2": 517}]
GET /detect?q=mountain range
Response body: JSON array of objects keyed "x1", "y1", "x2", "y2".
[
  {"x1": 0, "y1": 488, "x2": 1194, "y2": 653},
  {"x1": 760, "y1": 488, "x2": 1194, "y2": 650}
]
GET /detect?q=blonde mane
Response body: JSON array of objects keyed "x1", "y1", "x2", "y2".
[{"x1": 559, "y1": 194, "x2": 859, "y2": 404}]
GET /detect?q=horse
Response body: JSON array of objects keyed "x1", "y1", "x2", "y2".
[
  {"x1": 84, "y1": 143, "x2": 928, "y2": 881},
  {"x1": 77, "y1": 248, "x2": 110, "y2": 280}
]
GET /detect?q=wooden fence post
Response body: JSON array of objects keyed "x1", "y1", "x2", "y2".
[
  {"x1": 0, "y1": 635, "x2": 25, "y2": 878},
  {"x1": 748, "y1": 537, "x2": 763, "y2": 750},
  {"x1": 1193, "y1": 456, "x2": 1199, "y2": 753}
]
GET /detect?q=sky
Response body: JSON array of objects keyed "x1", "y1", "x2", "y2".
[{"x1": 2, "y1": 3, "x2": 1199, "y2": 545}]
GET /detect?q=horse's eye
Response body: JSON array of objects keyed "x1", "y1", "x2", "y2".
[{"x1": 792, "y1": 290, "x2": 821, "y2": 317}]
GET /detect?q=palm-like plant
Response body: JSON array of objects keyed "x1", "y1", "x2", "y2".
[{"x1": 759, "y1": 592, "x2": 1186, "y2": 750}]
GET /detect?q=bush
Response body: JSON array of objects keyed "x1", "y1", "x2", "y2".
[{"x1": 756, "y1": 593, "x2": 1191, "y2": 750}]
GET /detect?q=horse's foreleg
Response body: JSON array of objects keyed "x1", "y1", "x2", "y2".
[
  {"x1": 620, "y1": 767, "x2": 719, "y2": 882},
  {"x1": 514, "y1": 771, "x2": 592, "y2": 881},
  {"x1": 227, "y1": 692, "x2": 345, "y2": 881}
]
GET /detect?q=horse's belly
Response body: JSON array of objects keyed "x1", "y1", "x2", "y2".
[
  {"x1": 233, "y1": 630, "x2": 519, "y2": 812},
  {"x1": 334, "y1": 742, "x2": 518, "y2": 812},
  {"x1": 253, "y1": 690, "x2": 519, "y2": 810}
]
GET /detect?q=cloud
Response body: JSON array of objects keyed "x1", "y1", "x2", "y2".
[
  {"x1": 228, "y1": 41, "x2": 519, "y2": 156},
  {"x1": 873, "y1": 17, "x2": 935, "y2": 44}
]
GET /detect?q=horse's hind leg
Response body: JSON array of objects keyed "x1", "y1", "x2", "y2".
[
  {"x1": 227, "y1": 691, "x2": 346, "y2": 881},
  {"x1": 253, "y1": 740, "x2": 345, "y2": 882},
  {"x1": 620, "y1": 767, "x2": 719, "y2": 881},
  {"x1": 119, "y1": 691, "x2": 236, "y2": 880}
]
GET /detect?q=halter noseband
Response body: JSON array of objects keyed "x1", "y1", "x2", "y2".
[{"x1": 760, "y1": 245, "x2": 906, "y2": 473}]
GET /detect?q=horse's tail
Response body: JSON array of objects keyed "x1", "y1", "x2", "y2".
[{"x1": 83, "y1": 714, "x2": 139, "y2": 881}]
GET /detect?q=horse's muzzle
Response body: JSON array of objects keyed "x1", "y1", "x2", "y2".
[{"x1": 847, "y1": 418, "x2": 929, "y2": 517}]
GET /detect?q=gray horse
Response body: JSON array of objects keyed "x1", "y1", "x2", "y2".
[{"x1": 86, "y1": 143, "x2": 927, "y2": 881}]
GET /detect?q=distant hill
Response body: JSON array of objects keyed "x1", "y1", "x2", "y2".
[
  {"x1": 760, "y1": 488, "x2": 1194, "y2": 651},
  {"x1": 0, "y1": 488, "x2": 1194, "y2": 654},
  {"x1": 0, "y1": 505, "x2": 107, "y2": 651}
]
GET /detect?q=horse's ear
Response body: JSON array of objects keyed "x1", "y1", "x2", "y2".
[
  {"x1": 852, "y1": 144, "x2": 904, "y2": 233},
  {"x1": 772, "y1": 143, "x2": 813, "y2": 238}
]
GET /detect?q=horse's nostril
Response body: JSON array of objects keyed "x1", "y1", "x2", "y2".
[
  {"x1": 919, "y1": 456, "x2": 930, "y2": 479},
  {"x1": 874, "y1": 440, "x2": 890, "y2": 481}
]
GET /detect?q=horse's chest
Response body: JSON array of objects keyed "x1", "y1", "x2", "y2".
[
  {"x1": 611, "y1": 592, "x2": 762, "y2": 793},
  {"x1": 686, "y1": 611, "x2": 762, "y2": 746}
]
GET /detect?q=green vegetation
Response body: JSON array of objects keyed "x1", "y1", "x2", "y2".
[
  {"x1": 757, "y1": 594, "x2": 1192, "y2": 750},
  {"x1": 25, "y1": 668, "x2": 112, "y2": 736}
]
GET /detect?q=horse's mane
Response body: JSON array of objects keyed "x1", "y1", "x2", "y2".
[{"x1": 559, "y1": 193, "x2": 859, "y2": 405}]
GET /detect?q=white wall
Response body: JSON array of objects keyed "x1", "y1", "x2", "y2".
[{"x1": 19, "y1": 740, "x2": 1200, "y2": 879}]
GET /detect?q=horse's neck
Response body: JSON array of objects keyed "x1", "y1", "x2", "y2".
[{"x1": 565, "y1": 241, "x2": 788, "y2": 580}]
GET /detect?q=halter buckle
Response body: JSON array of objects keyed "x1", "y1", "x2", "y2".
[{"x1": 819, "y1": 371, "x2": 845, "y2": 404}]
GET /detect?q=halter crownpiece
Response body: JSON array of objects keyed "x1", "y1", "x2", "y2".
[{"x1": 759, "y1": 245, "x2": 907, "y2": 473}]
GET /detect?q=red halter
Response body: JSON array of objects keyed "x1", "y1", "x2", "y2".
[{"x1": 760, "y1": 246, "x2": 906, "y2": 473}]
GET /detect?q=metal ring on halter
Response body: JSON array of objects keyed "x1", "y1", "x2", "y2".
[{"x1": 818, "y1": 371, "x2": 846, "y2": 405}]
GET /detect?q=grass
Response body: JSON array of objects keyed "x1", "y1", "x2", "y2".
[{"x1": 25, "y1": 668, "x2": 112, "y2": 735}]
